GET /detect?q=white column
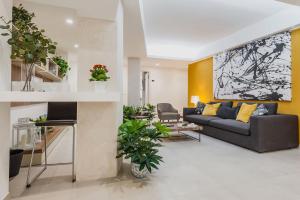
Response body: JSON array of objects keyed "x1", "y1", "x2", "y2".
[
  {"x1": 128, "y1": 57, "x2": 141, "y2": 106},
  {"x1": 0, "y1": 0, "x2": 12, "y2": 199},
  {"x1": 76, "y1": 102, "x2": 119, "y2": 180}
]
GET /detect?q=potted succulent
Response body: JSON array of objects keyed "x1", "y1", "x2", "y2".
[
  {"x1": 117, "y1": 120, "x2": 169, "y2": 178},
  {"x1": 89, "y1": 64, "x2": 110, "y2": 92}
]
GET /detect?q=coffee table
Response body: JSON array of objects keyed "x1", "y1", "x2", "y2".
[{"x1": 166, "y1": 122, "x2": 203, "y2": 142}]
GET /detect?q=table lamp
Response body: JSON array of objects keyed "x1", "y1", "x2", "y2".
[{"x1": 191, "y1": 96, "x2": 200, "y2": 107}]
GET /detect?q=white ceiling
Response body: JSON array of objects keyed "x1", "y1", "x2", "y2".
[
  {"x1": 14, "y1": 1, "x2": 116, "y2": 53},
  {"x1": 139, "y1": 0, "x2": 293, "y2": 60},
  {"x1": 22, "y1": 0, "x2": 119, "y2": 20}
]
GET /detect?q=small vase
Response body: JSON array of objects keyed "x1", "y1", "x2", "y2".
[
  {"x1": 131, "y1": 163, "x2": 149, "y2": 178},
  {"x1": 92, "y1": 81, "x2": 107, "y2": 92}
]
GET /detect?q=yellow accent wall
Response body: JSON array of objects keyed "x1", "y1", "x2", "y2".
[{"x1": 188, "y1": 29, "x2": 300, "y2": 142}]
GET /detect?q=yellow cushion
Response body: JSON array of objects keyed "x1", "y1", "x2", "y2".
[
  {"x1": 202, "y1": 103, "x2": 221, "y2": 116},
  {"x1": 236, "y1": 103, "x2": 258, "y2": 123}
]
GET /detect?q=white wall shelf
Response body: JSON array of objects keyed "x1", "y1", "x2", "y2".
[
  {"x1": 0, "y1": 91, "x2": 120, "y2": 102},
  {"x1": 12, "y1": 59, "x2": 62, "y2": 82}
]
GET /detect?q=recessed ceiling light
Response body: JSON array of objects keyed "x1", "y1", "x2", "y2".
[
  {"x1": 66, "y1": 18, "x2": 74, "y2": 25},
  {"x1": 74, "y1": 44, "x2": 79, "y2": 48},
  {"x1": 155, "y1": 63, "x2": 160, "y2": 66}
]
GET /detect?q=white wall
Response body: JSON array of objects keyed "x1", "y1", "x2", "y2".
[
  {"x1": 127, "y1": 58, "x2": 142, "y2": 106},
  {"x1": 143, "y1": 66, "x2": 188, "y2": 113},
  {"x1": 0, "y1": 0, "x2": 12, "y2": 198},
  {"x1": 123, "y1": 65, "x2": 188, "y2": 113},
  {"x1": 0, "y1": 0, "x2": 11, "y2": 91},
  {"x1": 10, "y1": 103, "x2": 47, "y2": 127},
  {"x1": 0, "y1": 0, "x2": 11, "y2": 199}
]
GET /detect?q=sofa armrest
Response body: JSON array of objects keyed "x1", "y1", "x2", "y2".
[
  {"x1": 250, "y1": 114, "x2": 299, "y2": 152},
  {"x1": 183, "y1": 108, "x2": 196, "y2": 117}
]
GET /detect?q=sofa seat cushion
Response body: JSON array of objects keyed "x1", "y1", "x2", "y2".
[
  {"x1": 184, "y1": 115, "x2": 220, "y2": 125},
  {"x1": 209, "y1": 119, "x2": 250, "y2": 136}
]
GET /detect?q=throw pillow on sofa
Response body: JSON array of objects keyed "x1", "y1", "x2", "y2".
[
  {"x1": 252, "y1": 104, "x2": 269, "y2": 116},
  {"x1": 195, "y1": 101, "x2": 205, "y2": 114},
  {"x1": 236, "y1": 103, "x2": 258, "y2": 123},
  {"x1": 202, "y1": 103, "x2": 221, "y2": 116},
  {"x1": 217, "y1": 106, "x2": 237, "y2": 119}
]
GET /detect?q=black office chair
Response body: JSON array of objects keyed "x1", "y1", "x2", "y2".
[{"x1": 26, "y1": 102, "x2": 77, "y2": 187}]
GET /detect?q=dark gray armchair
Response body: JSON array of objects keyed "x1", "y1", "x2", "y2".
[{"x1": 157, "y1": 103, "x2": 180, "y2": 122}]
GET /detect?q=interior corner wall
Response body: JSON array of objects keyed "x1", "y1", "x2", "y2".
[
  {"x1": 143, "y1": 66, "x2": 188, "y2": 113},
  {"x1": 127, "y1": 58, "x2": 141, "y2": 106},
  {"x1": 188, "y1": 29, "x2": 300, "y2": 142},
  {"x1": 0, "y1": 0, "x2": 11, "y2": 199},
  {"x1": 0, "y1": 0, "x2": 11, "y2": 91}
]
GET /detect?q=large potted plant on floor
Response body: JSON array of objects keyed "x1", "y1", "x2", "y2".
[
  {"x1": 0, "y1": 4, "x2": 57, "y2": 91},
  {"x1": 117, "y1": 120, "x2": 169, "y2": 178}
]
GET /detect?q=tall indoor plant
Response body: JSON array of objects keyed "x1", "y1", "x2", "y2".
[
  {"x1": 0, "y1": 4, "x2": 57, "y2": 91},
  {"x1": 117, "y1": 120, "x2": 169, "y2": 178}
]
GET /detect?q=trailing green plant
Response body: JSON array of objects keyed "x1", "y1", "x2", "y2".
[
  {"x1": 0, "y1": 4, "x2": 57, "y2": 90},
  {"x1": 117, "y1": 120, "x2": 169, "y2": 173},
  {"x1": 53, "y1": 56, "x2": 70, "y2": 78}
]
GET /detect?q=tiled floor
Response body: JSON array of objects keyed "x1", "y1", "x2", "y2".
[{"x1": 10, "y1": 131, "x2": 300, "y2": 200}]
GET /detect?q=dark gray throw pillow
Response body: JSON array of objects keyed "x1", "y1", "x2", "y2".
[
  {"x1": 195, "y1": 102, "x2": 205, "y2": 114},
  {"x1": 217, "y1": 106, "x2": 237, "y2": 119}
]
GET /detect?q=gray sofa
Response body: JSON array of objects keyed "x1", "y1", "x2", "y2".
[{"x1": 183, "y1": 102, "x2": 299, "y2": 153}]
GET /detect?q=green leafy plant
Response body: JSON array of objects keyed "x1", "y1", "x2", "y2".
[
  {"x1": 123, "y1": 104, "x2": 156, "y2": 122},
  {"x1": 30, "y1": 115, "x2": 47, "y2": 123},
  {"x1": 89, "y1": 64, "x2": 110, "y2": 81},
  {"x1": 117, "y1": 120, "x2": 169, "y2": 173},
  {"x1": 53, "y1": 56, "x2": 70, "y2": 78},
  {"x1": 142, "y1": 104, "x2": 156, "y2": 121},
  {"x1": 0, "y1": 4, "x2": 57, "y2": 91},
  {"x1": 30, "y1": 115, "x2": 49, "y2": 134},
  {"x1": 123, "y1": 105, "x2": 142, "y2": 122}
]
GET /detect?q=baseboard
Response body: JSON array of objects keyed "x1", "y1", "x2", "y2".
[{"x1": 3, "y1": 192, "x2": 10, "y2": 200}]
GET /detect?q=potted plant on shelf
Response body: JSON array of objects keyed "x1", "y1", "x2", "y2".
[
  {"x1": 0, "y1": 4, "x2": 57, "y2": 91},
  {"x1": 117, "y1": 120, "x2": 169, "y2": 178},
  {"x1": 89, "y1": 64, "x2": 110, "y2": 92},
  {"x1": 53, "y1": 56, "x2": 70, "y2": 79}
]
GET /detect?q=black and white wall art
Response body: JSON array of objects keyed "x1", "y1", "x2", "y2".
[{"x1": 213, "y1": 31, "x2": 291, "y2": 101}]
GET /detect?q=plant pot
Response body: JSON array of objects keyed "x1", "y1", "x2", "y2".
[
  {"x1": 92, "y1": 81, "x2": 107, "y2": 92},
  {"x1": 131, "y1": 163, "x2": 149, "y2": 178},
  {"x1": 9, "y1": 149, "x2": 24, "y2": 178}
]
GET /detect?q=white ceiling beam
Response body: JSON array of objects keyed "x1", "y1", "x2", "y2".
[{"x1": 194, "y1": 7, "x2": 300, "y2": 61}]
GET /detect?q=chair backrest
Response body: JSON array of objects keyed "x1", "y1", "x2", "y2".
[
  {"x1": 47, "y1": 102, "x2": 77, "y2": 120},
  {"x1": 157, "y1": 103, "x2": 173, "y2": 113}
]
